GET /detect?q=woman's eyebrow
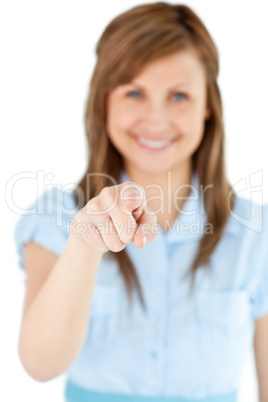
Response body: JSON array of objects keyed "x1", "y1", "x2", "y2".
[{"x1": 128, "y1": 80, "x2": 191, "y2": 90}]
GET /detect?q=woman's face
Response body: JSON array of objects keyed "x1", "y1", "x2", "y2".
[{"x1": 106, "y1": 47, "x2": 211, "y2": 176}]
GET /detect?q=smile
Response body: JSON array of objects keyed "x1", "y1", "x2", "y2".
[{"x1": 132, "y1": 135, "x2": 177, "y2": 152}]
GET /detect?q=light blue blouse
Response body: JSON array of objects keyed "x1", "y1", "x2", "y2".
[{"x1": 13, "y1": 169, "x2": 268, "y2": 402}]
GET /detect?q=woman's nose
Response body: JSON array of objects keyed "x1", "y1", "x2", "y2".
[{"x1": 142, "y1": 101, "x2": 170, "y2": 133}]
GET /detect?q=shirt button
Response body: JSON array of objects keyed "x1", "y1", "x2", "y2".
[
  {"x1": 155, "y1": 262, "x2": 161, "y2": 271},
  {"x1": 152, "y1": 319, "x2": 160, "y2": 328},
  {"x1": 150, "y1": 352, "x2": 158, "y2": 359},
  {"x1": 149, "y1": 378, "x2": 157, "y2": 387}
]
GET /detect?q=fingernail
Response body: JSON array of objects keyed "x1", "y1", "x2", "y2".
[
  {"x1": 142, "y1": 235, "x2": 147, "y2": 246},
  {"x1": 123, "y1": 196, "x2": 139, "y2": 201},
  {"x1": 123, "y1": 196, "x2": 136, "y2": 207}
]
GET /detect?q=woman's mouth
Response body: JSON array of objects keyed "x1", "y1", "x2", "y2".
[{"x1": 132, "y1": 134, "x2": 177, "y2": 152}]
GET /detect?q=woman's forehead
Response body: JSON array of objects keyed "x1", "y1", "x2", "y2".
[
  {"x1": 113, "y1": 51, "x2": 206, "y2": 91},
  {"x1": 133, "y1": 47, "x2": 202, "y2": 75}
]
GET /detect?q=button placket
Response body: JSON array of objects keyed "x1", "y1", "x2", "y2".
[
  {"x1": 160, "y1": 237, "x2": 171, "y2": 394},
  {"x1": 147, "y1": 236, "x2": 170, "y2": 394},
  {"x1": 155, "y1": 261, "x2": 162, "y2": 272}
]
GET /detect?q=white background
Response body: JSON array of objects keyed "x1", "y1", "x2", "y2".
[{"x1": 1, "y1": 0, "x2": 268, "y2": 401}]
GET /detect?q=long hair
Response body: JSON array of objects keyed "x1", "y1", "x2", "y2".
[{"x1": 72, "y1": 2, "x2": 236, "y2": 312}]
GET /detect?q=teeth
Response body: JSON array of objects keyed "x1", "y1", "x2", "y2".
[{"x1": 137, "y1": 137, "x2": 171, "y2": 149}]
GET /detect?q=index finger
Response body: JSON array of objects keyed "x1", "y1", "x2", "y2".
[
  {"x1": 132, "y1": 203, "x2": 158, "y2": 249},
  {"x1": 119, "y1": 181, "x2": 158, "y2": 248}
]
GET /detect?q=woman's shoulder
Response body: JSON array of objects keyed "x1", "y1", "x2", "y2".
[
  {"x1": 13, "y1": 186, "x2": 79, "y2": 270},
  {"x1": 225, "y1": 194, "x2": 268, "y2": 238}
]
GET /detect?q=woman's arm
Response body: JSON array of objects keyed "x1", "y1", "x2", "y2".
[
  {"x1": 18, "y1": 229, "x2": 104, "y2": 382},
  {"x1": 254, "y1": 314, "x2": 268, "y2": 402}
]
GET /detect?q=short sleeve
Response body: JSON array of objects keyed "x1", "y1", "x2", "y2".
[
  {"x1": 251, "y1": 203, "x2": 268, "y2": 320},
  {"x1": 13, "y1": 186, "x2": 78, "y2": 271}
]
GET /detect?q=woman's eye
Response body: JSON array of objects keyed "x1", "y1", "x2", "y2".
[
  {"x1": 126, "y1": 91, "x2": 187, "y2": 101},
  {"x1": 126, "y1": 90, "x2": 142, "y2": 99},
  {"x1": 172, "y1": 93, "x2": 187, "y2": 102}
]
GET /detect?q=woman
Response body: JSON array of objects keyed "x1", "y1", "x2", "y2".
[{"x1": 14, "y1": 2, "x2": 268, "y2": 401}]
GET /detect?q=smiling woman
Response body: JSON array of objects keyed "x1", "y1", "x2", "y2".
[
  {"x1": 105, "y1": 48, "x2": 211, "y2": 232},
  {"x1": 12, "y1": 2, "x2": 268, "y2": 402},
  {"x1": 106, "y1": 48, "x2": 210, "y2": 176},
  {"x1": 79, "y1": 1, "x2": 233, "y2": 296}
]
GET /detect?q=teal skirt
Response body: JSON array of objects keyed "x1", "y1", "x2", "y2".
[{"x1": 65, "y1": 380, "x2": 237, "y2": 402}]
